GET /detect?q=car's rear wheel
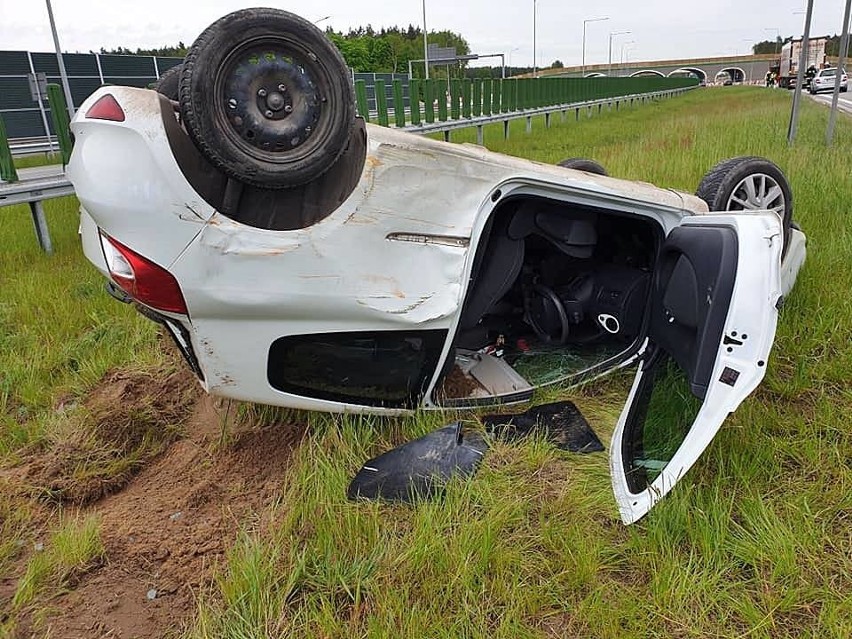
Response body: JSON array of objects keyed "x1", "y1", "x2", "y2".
[
  {"x1": 696, "y1": 156, "x2": 793, "y2": 258},
  {"x1": 557, "y1": 158, "x2": 608, "y2": 176},
  {"x1": 154, "y1": 64, "x2": 182, "y2": 101},
  {"x1": 179, "y1": 8, "x2": 355, "y2": 189}
]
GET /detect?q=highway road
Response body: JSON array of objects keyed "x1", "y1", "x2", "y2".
[{"x1": 810, "y1": 91, "x2": 852, "y2": 116}]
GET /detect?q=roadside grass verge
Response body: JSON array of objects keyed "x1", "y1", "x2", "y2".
[{"x1": 0, "y1": 86, "x2": 850, "y2": 637}]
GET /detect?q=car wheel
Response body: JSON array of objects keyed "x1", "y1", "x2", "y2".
[
  {"x1": 696, "y1": 156, "x2": 793, "y2": 258},
  {"x1": 557, "y1": 158, "x2": 608, "y2": 176},
  {"x1": 154, "y1": 64, "x2": 181, "y2": 101},
  {"x1": 179, "y1": 8, "x2": 355, "y2": 189}
]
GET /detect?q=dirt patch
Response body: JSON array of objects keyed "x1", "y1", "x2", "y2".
[
  {"x1": 25, "y1": 366, "x2": 199, "y2": 505},
  {"x1": 34, "y1": 393, "x2": 303, "y2": 638},
  {"x1": 435, "y1": 364, "x2": 482, "y2": 400},
  {"x1": 2, "y1": 361, "x2": 306, "y2": 638}
]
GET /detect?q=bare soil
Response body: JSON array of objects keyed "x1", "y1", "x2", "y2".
[{"x1": 4, "y1": 368, "x2": 305, "y2": 638}]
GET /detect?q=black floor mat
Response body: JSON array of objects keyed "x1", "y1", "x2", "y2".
[
  {"x1": 482, "y1": 401, "x2": 604, "y2": 453},
  {"x1": 348, "y1": 423, "x2": 488, "y2": 503}
]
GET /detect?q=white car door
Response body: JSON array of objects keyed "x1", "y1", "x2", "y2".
[{"x1": 610, "y1": 213, "x2": 783, "y2": 524}]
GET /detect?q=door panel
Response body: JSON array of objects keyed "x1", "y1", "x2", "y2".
[{"x1": 610, "y1": 213, "x2": 783, "y2": 524}]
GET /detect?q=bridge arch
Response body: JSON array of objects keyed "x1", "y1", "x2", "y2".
[
  {"x1": 717, "y1": 67, "x2": 746, "y2": 83},
  {"x1": 584, "y1": 72, "x2": 606, "y2": 78},
  {"x1": 668, "y1": 67, "x2": 708, "y2": 82},
  {"x1": 629, "y1": 69, "x2": 666, "y2": 78}
]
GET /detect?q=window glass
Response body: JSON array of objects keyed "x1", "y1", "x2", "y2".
[{"x1": 622, "y1": 348, "x2": 703, "y2": 493}]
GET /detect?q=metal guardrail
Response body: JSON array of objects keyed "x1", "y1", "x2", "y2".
[
  {"x1": 10, "y1": 137, "x2": 59, "y2": 156},
  {"x1": 0, "y1": 165, "x2": 73, "y2": 254},
  {"x1": 401, "y1": 87, "x2": 695, "y2": 143}
]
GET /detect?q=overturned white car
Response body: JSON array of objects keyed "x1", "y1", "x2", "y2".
[{"x1": 67, "y1": 9, "x2": 805, "y2": 522}]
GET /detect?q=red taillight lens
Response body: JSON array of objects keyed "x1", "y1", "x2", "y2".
[
  {"x1": 86, "y1": 94, "x2": 125, "y2": 122},
  {"x1": 100, "y1": 233, "x2": 187, "y2": 314}
]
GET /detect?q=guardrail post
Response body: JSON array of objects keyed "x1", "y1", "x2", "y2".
[
  {"x1": 409, "y1": 79, "x2": 422, "y2": 125},
  {"x1": 355, "y1": 80, "x2": 370, "y2": 122},
  {"x1": 46, "y1": 84, "x2": 72, "y2": 165},
  {"x1": 0, "y1": 115, "x2": 18, "y2": 183},
  {"x1": 375, "y1": 79, "x2": 389, "y2": 127},
  {"x1": 30, "y1": 201, "x2": 53, "y2": 254},
  {"x1": 392, "y1": 80, "x2": 406, "y2": 127},
  {"x1": 424, "y1": 79, "x2": 435, "y2": 123}
]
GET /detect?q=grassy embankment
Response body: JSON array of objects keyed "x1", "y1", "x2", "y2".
[{"x1": 1, "y1": 87, "x2": 850, "y2": 637}]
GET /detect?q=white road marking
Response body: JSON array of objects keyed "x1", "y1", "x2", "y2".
[{"x1": 810, "y1": 92, "x2": 852, "y2": 116}]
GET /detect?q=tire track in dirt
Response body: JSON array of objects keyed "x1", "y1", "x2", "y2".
[{"x1": 27, "y1": 390, "x2": 304, "y2": 638}]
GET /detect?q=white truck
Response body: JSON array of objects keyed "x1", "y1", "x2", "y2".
[{"x1": 778, "y1": 36, "x2": 829, "y2": 89}]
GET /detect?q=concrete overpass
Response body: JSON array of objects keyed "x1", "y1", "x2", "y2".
[{"x1": 530, "y1": 54, "x2": 778, "y2": 84}]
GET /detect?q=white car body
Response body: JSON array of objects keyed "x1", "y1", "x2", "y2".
[{"x1": 68, "y1": 86, "x2": 805, "y2": 522}]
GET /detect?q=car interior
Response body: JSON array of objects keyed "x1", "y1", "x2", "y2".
[{"x1": 434, "y1": 196, "x2": 662, "y2": 405}]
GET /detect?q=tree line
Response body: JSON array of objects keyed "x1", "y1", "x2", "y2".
[{"x1": 96, "y1": 25, "x2": 472, "y2": 77}]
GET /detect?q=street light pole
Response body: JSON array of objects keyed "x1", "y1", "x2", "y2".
[
  {"x1": 582, "y1": 17, "x2": 609, "y2": 77},
  {"x1": 788, "y1": 0, "x2": 814, "y2": 145},
  {"x1": 608, "y1": 31, "x2": 631, "y2": 77},
  {"x1": 827, "y1": 0, "x2": 852, "y2": 145},
  {"x1": 742, "y1": 38, "x2": 755, "y2": 83},
  {"x1": 620, "y1": 41, "x2": 635, "y2": 77},
  {"x1": 422, "y1": 0, "x2": 429, "y2": 80},
  {"x1": 533, "y1": 0, "x2": 537, "y2": 78},
  {"x1": 45, "y1": 0, "x2": 74, "y2": 118}
]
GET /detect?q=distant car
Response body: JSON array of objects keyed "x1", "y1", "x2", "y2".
[
  {"x1": 809, "y1": 68, "x2": 848, "y2": 94},
  {"x1": 67, "y1": 8, "x2": 806, "y2": 523}
]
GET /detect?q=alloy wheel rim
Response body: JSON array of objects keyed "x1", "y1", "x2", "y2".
[{"x1": 725, "y1": 173, "x2": 786, "y2": 222}]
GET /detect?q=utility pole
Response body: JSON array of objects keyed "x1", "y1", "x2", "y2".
[
  {"x1": 787, "y1": 0, "x2": 814, "y2": 145},
  {"x1": 422, "y1": 0, "x2": 429, "y2": 80},
  {"x1": 45, "y1": 0, "x2": 75, "y2": 118},
  {"x1": 827, "y1": 0, "x2": 852, "y2": 145}
]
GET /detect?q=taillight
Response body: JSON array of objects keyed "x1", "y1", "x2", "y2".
[
  {"x1": 86, "y1": 94, "x2": 125, "y2": 122},
  {"x1": 100, "y1": 233, "x2": 187, "y2": 314}
]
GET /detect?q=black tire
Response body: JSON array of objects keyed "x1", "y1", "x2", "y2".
[
  {"x1": 154, "y1": 64, "x2": 182, "y2": 101},
  {"x1": 557, "y1": 158, "x2": 608, "y2": 176},
  {"x1": 696, "y1": 156, "x2": 793, "y2": 257},
  {"x1": 179, "y1": 8, "x2": 355, "y2": 189}
]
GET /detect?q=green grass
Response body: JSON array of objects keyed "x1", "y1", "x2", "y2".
[
  {"x1": 2, "y1": 87, "x2": 852, "y2": 637},
  {"x1": 10, "y1": 515, "x2": 104, "y2": 611}
]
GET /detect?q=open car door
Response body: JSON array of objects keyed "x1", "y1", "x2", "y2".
[{"x1": 610, "y1": 213, "x2": 784, "y2": 524}]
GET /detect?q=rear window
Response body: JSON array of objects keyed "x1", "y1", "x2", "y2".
[{"x1": 820, "y1": 69, "x2": 837, "y2": 77}]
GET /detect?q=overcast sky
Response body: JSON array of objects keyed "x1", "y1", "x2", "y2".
[{"x1": 1, "y1": 1, "x2": 849, "y2": 67}]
